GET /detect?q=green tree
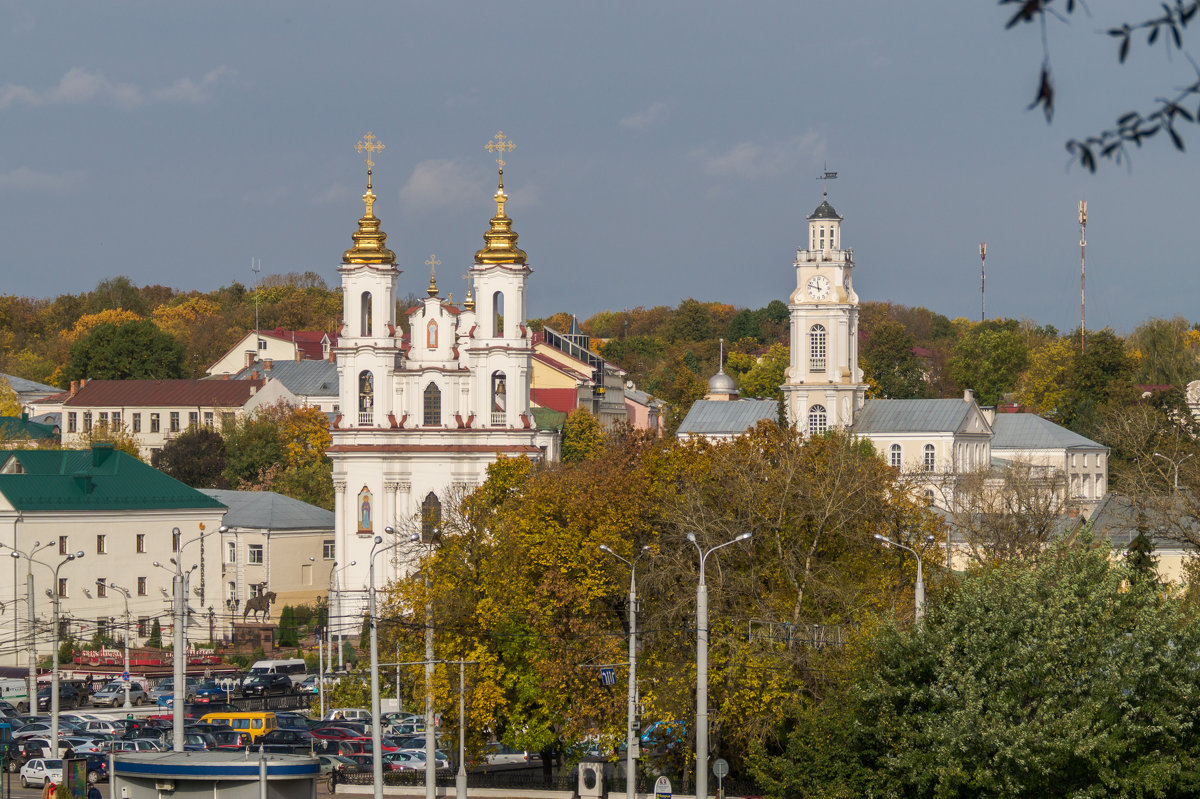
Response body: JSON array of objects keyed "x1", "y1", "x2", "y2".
[
  {"x1": 860, "y1": 319, "x2": 927, "y2": 399},
  {"x1": 949, "y1": 320, "x2": 1029, "y2": 406},
  {"x1": 1128, "y1": 316, "x2": 1200, "y2": 387},
  {"x1": 737, "y1": 343, "x2": 789, "y2": 401},
  {"x1": 755, "y1": 540, "x2": 1200, "y2": 797},
  {"x1": 66, "y1": 319, "x2": 185, "y2": 381},
  {"x1": 151, "y1": 427, "x2": 227, "y2": 488},
  {"x1": 1059, "y1": 328, "x2": 1137, "y2": 433},
  {"x1": 277, "y1": 606, "x2": 299, "y2": 647},
  {"x1": 1014, "y1": 337, "x2": 1074, "y2": 418},
  {"x1": 561, "y1": 408, "x2": 606, "y2": 463},
  {"x1": 147, "y1": 619, "x2": 162, "y2": 648}
]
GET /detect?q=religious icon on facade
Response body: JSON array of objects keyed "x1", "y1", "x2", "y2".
[{"x1": 358, "y1": 486, "x2": 372, "y2": 532}]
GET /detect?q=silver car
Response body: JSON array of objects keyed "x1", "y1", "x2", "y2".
[{"x1": 92, "y1": 681, "x2": 147, "y2": 707}]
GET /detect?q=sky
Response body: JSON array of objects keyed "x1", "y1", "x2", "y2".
[{"x1": 1, "y1": 1, "x2": 1197, "y2": 335}]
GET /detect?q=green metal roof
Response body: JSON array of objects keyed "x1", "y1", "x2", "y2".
[
  {"x1": 0, "y1": 416, "x2": 57, "y2": 441},
  {"x1": 0, "y1": 446, "x2": 227, "y2": 512},
  {"x1": 808, "y1": 199, "x2": 841, "y2": 220},
  {"x1": 531, "y1": 406, "x2": 567, "y2": 432}
]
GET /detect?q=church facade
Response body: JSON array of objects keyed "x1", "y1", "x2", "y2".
[{"x1": 328, "y1": 134, "x2": 556, "y2": 637}]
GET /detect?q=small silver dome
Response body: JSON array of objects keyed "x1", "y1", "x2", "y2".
[{"x1": 707, "y1": 368, "x2": 738, "y2": 396}]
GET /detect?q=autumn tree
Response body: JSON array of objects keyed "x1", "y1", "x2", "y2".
[
  {"x1": 1014, "y1": 337, "x2": 1074, "y2": 418},
  {"x1": 948, "y1": 319, "x2": 1029, "y2": 406},
  {"x1": 859, "y1": 319, "x2": 927, "y2": 399},
  {"x1": 561, "y1": 408, "x2": 606, "y2": 463},
  {"x1": 1128, "y1": 316, "x2": 1200, "y2": 387},
  {"x1": 223, "y1": 402, "x2": 333, "y2": 508},
  {"x1": 737, "y1": 343, "x2": 789, "y2": 401},
  {"x1": 66, "y1": 319, "x2": 185, "y2": 381}
]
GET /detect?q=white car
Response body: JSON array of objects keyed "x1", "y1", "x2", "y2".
[{"x1": 20, "y1": 759, "x2": 63, "y2": 789}]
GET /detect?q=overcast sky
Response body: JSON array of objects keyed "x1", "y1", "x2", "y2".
[{"x1": 2, "y1": 1, "x2": 1195, "y2": 334}]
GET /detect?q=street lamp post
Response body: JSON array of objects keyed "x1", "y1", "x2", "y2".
[
  {"x1": 1154, "y1": 452, "x2": 1194, "y2": 493},
  {"x1": 106, "y1": 582, "x2": 134, "y2": 709},
  {"x1": 325, "y1": 560, "x2": 355, "y2": 698},
  {"x1": 599, "y1": 543, "x2": 650, "y2": 799},
  {"x1": 4, "y1": 541, "x2": 54, "y2": 714},
  {"x1": 687, "y1": 531, "x2": 751, "y2": 799},
  {"x1": 874, "y1": 534, "x2": 929, "y2": 621},
  {"x1": 370, "y1": 532, "x2": 410, "y2": 799},
  {"x1": 49, "y1": 551, "x2": 86, "y2": 757}
]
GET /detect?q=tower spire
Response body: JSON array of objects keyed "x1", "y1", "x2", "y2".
[
  {"x1": 342, "y1": 131, "x2": 395, "y2": 265},
  {"x1": 426, "y1": 254, "x2": 441, "y2": 297},
  {"x1": 475, "y1": 131, "x2": 527, "y2": 265}
]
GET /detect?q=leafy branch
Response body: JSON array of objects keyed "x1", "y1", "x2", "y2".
[{"x1": 1001, "y1": 0, "x2": 1200, "y2": 171}]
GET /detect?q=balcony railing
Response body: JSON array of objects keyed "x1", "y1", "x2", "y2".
[
  {"x1": 358, "y1": 412, "x2": 373, "y2": 427},
  {"x1": 810, "y1": 357, "x2": 826, "y2": 372},
  {"x1": 491, "y1": 412, "x2": 506, "y2": 427}
]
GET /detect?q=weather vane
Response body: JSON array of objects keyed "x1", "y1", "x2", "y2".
[
  {"x1": 355, "y1": 131, "x2": 385, "y2": 189},
  {"x1": 485, "y1": 131, "x2": 516, "y2": 185},
  {"x1": 816, "y1": 162, "x2": 838, "y2": 197}
]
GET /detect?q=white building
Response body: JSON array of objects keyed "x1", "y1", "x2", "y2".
[
  {"x1": 327, "y1": 142, "x2": 557, "y2": 640},
  {"x1": 208, "y1": 328, "x2": 337, "y2": 376}
]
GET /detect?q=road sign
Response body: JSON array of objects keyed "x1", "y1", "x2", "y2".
[
  {"x1": 121, "y1": 671, "x2": 129, "y2": 681},
  {"x1": 599, "y1": 667, "x2": 616, "y2": 687},
  {"x1": 653, "y1": 776, "x2": 672, "y2": 799},
  {"x1": 713, "y1": 758, "x2": 730, "y2": 779}
]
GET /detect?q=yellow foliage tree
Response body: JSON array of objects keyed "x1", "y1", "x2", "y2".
[
  {"x1": 66, "y1": 309, "x2": 144, "y2": 342},
  {"x1": 1014, "y1": 337, "x2": 1074, "y2": 418},
  {"x1": 0, "y1": 381, "x2": 20, "y2": 417}
]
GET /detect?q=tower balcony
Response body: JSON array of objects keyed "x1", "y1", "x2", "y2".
[
  {"x1": 358, "y1": 411, "x2": 374, "y2": 427},
  {"x1": 810, "y1": 357, "x2": 826, "y2": 372},
  {"x1": 491, "y1": 412, "x2": 506, "y2": 427}
]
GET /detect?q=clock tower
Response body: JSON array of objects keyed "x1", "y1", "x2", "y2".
[{"x1": 781, "y1": 196, "x2": 867, "y2": 433}]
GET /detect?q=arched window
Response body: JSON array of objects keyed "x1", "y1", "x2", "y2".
[
  {"x1": 924, "y1": 489, "x2": 935, "y2": 506},
  {"x1": 360, "y1": 292, "x2": 372, "y2": 337},
  {"x1": 421, "y1": 492, "x2": 441, "y2": 541},
  {"x1": 426, "y1": 320, "x2": 438, "y2": 349},
  {"x1": 923, "y1": 444, "x2": 936, "y2": 472},
  {"x1": 889, "y1": 444, "x2": 901, "y2": 468},
  {"x1": 491, "y1": 371, "x2": 507, "y2": 427},
  {"x1": 493, "y1": 291, "x2": 505, "y2": 338},
  {"x1": 358, "y1": 371, "x2": 374, "y2": 426},
  {"x1": 808, "y1": 405, "x2": 827, "y2": 436},
  {"x1": 423, "y1": 382, "x2": 441, "y2": 427},
  {"x1": 809, "y1": 324, "x2": 826, "y2": 372}
]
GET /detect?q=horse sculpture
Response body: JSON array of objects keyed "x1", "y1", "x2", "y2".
[{"x1": 243, "y1": 591, "x2": 277, "y2": 623}]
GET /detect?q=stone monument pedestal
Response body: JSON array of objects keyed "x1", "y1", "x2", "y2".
[{"x1": 231, "y1": 623, "x2": 274, "y2": 651}]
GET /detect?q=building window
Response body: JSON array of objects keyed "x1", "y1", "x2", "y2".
[
  {"x1": 226, "y1": 542, "x2": 236, "y2": 563},
  {"x1": 150, "y1": 413, "x2": 160, "y2": 433},
  {"x1": 137, "y1": 576, "x2": 147, "y2": 596},
  {"x1": 491, "y1": 372, "x2": 507, "y2": 426},
  {"x1": 96, "y1": 578, "x2": 107, "y2": 598},
  {"x1": 421, "y1": 492, "x2": 442, "y2": 540},
  {"x1": 96, "y1": 535, "x2": 106, "y2": 554},
  {"x1": 257, "y1": 338, "x2": 267, "y2": 350},
  {"x1": 67, "y1": 413, "x2": 77, "y2": 433},
  {"x1": 57, "y1": 578, "x2": 68, "y2": 598},
  {"x1": 227, "y1": 582, "x2": 237, "y2": 602},
  {"x1": 112, "y1": 411, "x2": 121, "y2": 428},
  {"x1": 83, "y1": 412, "x2": 92, "y2": 433},
  {"x1": 132, "y1": 413, "x2": 141, "y2": 433},
  {"x1": 59, "y1": 535, "x2": 68, "y2": 555},
  {"x1": 323, "y1": 540, "x2": 335, "y2": 560},
  {"x1": 492, "y1": 291, "x2": 505, "y2": 338},
  {"x1": 138, "y1": 617, "x2": 150, "y2": 637},
  {"x1": 169, "y1": 412, "x2": 180, "y2": 433},
  {"x1": 249, "y1": 583, "x2": 264, "y2": 599},
  {"x1": 889, "y1": 444, "x2": 901, "y2": 468},
  {"x1": 172, "y1": 529, "x2": 181, "y2": 552},
  {"x1": 358, "y1": 371, "x2": 374, "y2": 426},
  {"x1": 423, "y1": 383, "x2": 442, "y2": 427},
  {"x1": 136, "y1": 534, "x2": 145, "y2": 553},
  {"x1": 221, "y1": 412, "x2": 235, "y2": 428},
  {"x1": 923, "y1": 444, "x2": 936, "y2": 472},
  {"x1": 204, "y1": 411, "x2": 213, "y2": 428},
  {"x1": 809, "y1": 325, "x2": 826, "y2": 372},
  {"x1": 248, "y1": 544, "x2": 263, "y2": 564},
  {"x1": 188, "y1": 411, "x2": 198, "y2": 428},
  {"x1": 808, "y1": 405, "x2": 827, "y2": 436},
  {"x1": 98, "y1": 411, "x2": 108, "y2": 427},
  {"x1": 360, "y1": 291, "x2": 373, "y2": 337}
]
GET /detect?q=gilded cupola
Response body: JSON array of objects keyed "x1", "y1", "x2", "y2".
[
  {"x1": 474, "y1": 131, "x2": 527, "y2": 266},
  {"x1": 342, "y1": 132, "x2": 396, "y2": 266}
]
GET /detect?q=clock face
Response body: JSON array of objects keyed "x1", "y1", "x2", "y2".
[{"x1": 807, "y1": 275, "x2": 831, "y2": 301}]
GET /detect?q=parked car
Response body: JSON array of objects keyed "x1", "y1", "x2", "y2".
[
  {"x1": 20, "y1": 758, "x2": 63, "y2": 788},
  {"x1": 311, "y1": 726, "x2": 362, "y2": 741},
  {"x1": 211, "y1": 730, "x2": 252, "y2": 750},
  {"x1": 259, "y1": 728, "x2": 315, "y2": 754},
  {"x1": 192, "y1": 681, "x2": 233, "y2": 704},
  {"x1": 92, "y1": 682, "x2": 147, "y2": 707},
  {"x1": 36, "y1": 685, "x2": 84, "y2": 711},
  {"x1": 273, "y1": 712, "x2": 311, "y2": 731},
  {"x1": 318, "y1": 754, "x2": 358, "y2": 776},
  {"x1": 150, "y1": 677, "x2": 199, "y2": 706},
  {"x1": 323, "y1": 708, "x2": 370, "y2": 722},
  {"x1": 83, "y1": 754, "x2": 108, "y2": 784},
  {"x1": 485, "y1": 742, "x2": 541, "y2": 765},
  {"x1": 83, "y1": 720, "x2": 127, "y2": 737},
  {"x1": 241, "y1": 674, "x2": 293, "y2": 698}
]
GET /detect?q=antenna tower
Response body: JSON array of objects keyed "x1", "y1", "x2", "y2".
[
  {"x1": 979, "y1": 243, "x2": 987, "y2": 322},
  {"x1": 1079, "y1": 201, "x2": 1087, "y2": 354},
  {"x1": 251, "y1": 258, "x2": 262, "y2": 348}
]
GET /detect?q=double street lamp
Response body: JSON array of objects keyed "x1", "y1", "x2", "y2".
[
  {"x1": 2, "y1": 541, "x2": 54, "y2": 714},
  {"x1": 688, "y1": 531, "x2": 751, "y2": 799},
  {"x1": 105, "y1": 582, "x2": 134, "y2": 709},
  {"x1": 370, "y1": 531, "x2": 414, "y2": 799},
  {"x1": 599, "y1": 543, "x2": 650, "y2": 799}
]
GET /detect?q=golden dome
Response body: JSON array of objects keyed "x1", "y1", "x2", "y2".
[
  {"x1": 474, "y1": 179, "x2": 527, "y2": 265},
  {"x1": 463, "y1": 287, "x2": 475, "y2": 311},
  {"x1": 342, "y1": 180, "x2": 396, "y2": 265}
]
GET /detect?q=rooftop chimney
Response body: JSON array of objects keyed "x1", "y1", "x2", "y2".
[
  {"x1": 263, "y1": 359, "x2": 273, "y2": 372},
  {"x1": 245, "y1": 351, "x2": 256, "y2": 369},
  {"x1": 70, "y1": 381, "x2": 78, "y2": 397},
  {"x1": 963, "y1": 388, "x2": 974, "y2": 403}
]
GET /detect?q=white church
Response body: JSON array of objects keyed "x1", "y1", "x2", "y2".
[{"x1": 328, "y1": 134, "x2": 557, "y2": 638}]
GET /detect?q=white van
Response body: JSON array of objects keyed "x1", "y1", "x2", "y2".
[
  {"x1": 0, "y1": 678, "x2": 30, "y2": 712},
  {"x1": 245, "y1": 658, "x2": 307, "y2": 687}
]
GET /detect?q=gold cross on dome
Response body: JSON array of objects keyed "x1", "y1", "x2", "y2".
[
  {"x1": 425, "y1": 254, "x2": 441, "y2": 274},
  {"x1": 485, "y1": 131, "x2": 515, "y2": 171},
  {"x1": 356, "y1": 131, "x2": 385, "y2": 171}
]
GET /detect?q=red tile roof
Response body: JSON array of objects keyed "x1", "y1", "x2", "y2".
[
  {"x1": 63, "y1": 379, "x2": 264, "y2": 408},
  {"x1": 260, "y1": 328, "x2": 337, "y2": 361}
]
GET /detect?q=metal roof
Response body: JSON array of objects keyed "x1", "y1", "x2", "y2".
[
  {"x1": 676, "y1": 399, "x2": 778, "y2": 437},
  {"x1": 63, "y1": 379, "x2": 263, "y2": 408},
  {"x1": 990, "y1": 413, "x2": 1106, "y2": 450},
  {"x1": 0, "y1": 447, "x2": 227, "y2": 511},
  {"x1": 808, "y1": 199, "x2": 841, "y2": 220},
  {"x1": 198, "y1": 489, "x2": 332, "y2": 531},
  {"x1": 1087, "y1": 493, "x2": 1197, "y2": 550},
  {"x1": 2, "y1": 373, "x2": 57, "y2": 399},
  {"x1": 233, "y1": 359, "x2": 338, "y2": 397},
  {"x1": 852, "y1": 399, "x2": 972, "y2": 434}
]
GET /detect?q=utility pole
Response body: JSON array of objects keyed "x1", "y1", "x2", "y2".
[
  {"x1": 600, "y1": 544, "x2": 650, "y2": 799},
  {"x1": 979, "y1": 242, "x2": 986, "y2": 322},
  {"x1": 1079, "y1": 201, "x2": 1087, "y2": 354}
]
